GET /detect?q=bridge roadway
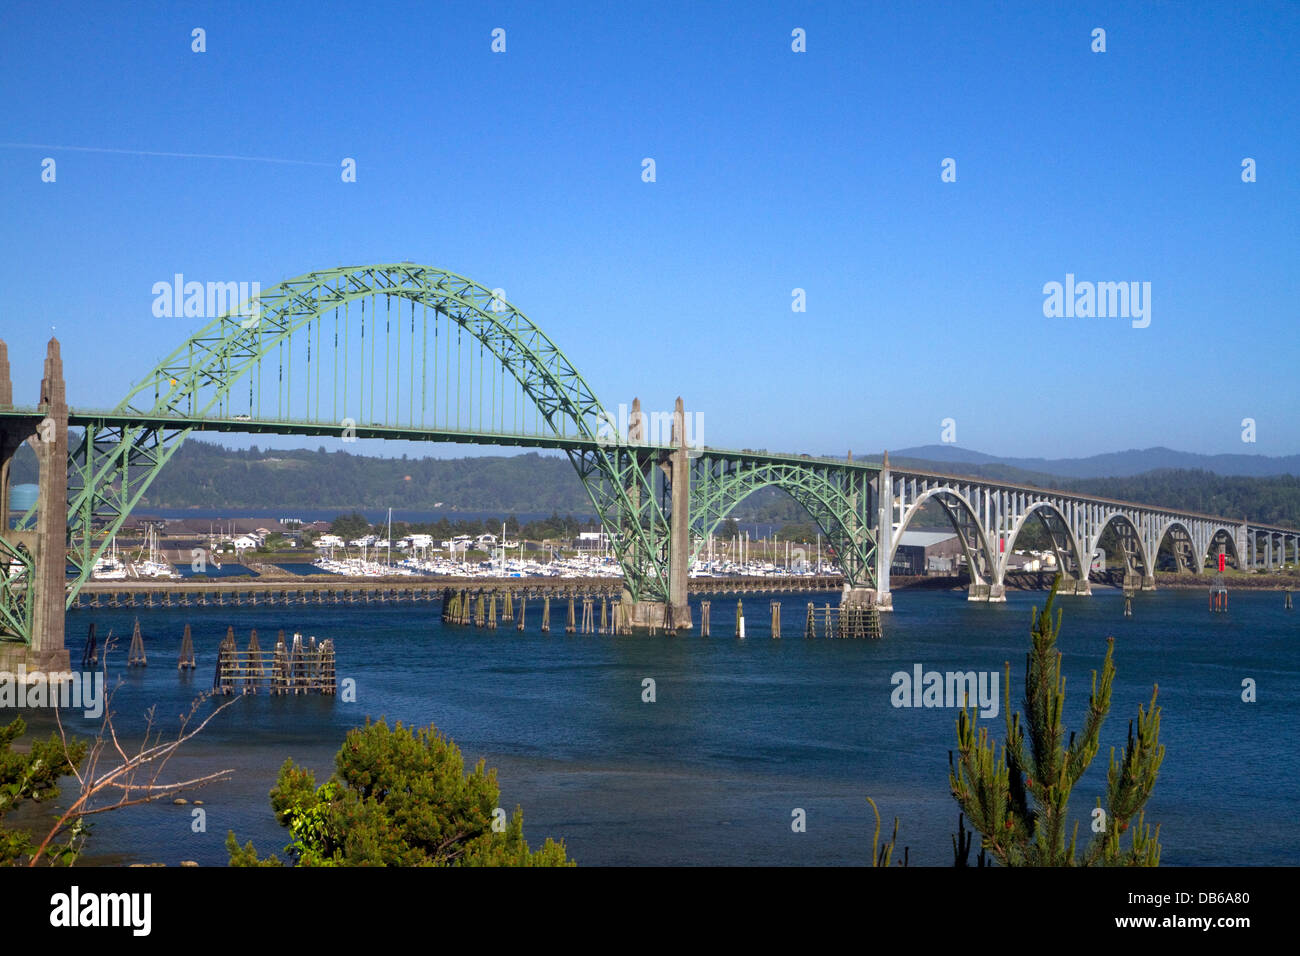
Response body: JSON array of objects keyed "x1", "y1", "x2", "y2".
[
  {"x1": 55, "y1": 407, "x2": 1296, "y2": 532},
  {"x1": 14, "y1": 404, "x2": 1300, "y2": 610},
  {"x1": 69, "y1": 574, "x2": 848, "y2": 610}
]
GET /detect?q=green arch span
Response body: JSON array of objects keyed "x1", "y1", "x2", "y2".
[{"x1": 61, "y1": 264, "x2": 672, "y2": 605}]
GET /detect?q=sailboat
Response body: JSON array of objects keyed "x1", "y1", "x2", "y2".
[
  {"x1": 135, "y1": 525, "x2": 179, "y2": 579},
  {"x1": 92, "y1": 536, "x2": 128, "y2": 580}
]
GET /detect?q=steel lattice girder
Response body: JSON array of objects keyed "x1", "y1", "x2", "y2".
[
  {"x1": 688, "y1": 456, "x2": 877, "y2": 588},
  {"x1": 23, "y1": 421, "x2": 195, "y2": 608},
  {"x1": 569, "y1": 445, "x2": 671, "y2": 600},
  {"x1": 0, "y1": 533, "x2": 35, "y2": 643},
  {"x1": 57, "y1": 264, "x2": 673, "y2": 606}
]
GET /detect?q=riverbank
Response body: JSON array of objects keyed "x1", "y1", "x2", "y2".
[{"x1": 892, "y1": 570, "x2": 1300, "y2": 592}]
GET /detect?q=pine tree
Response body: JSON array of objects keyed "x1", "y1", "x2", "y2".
[
  {"x1": 949, "y1": 576, "x2": 1164, "y2": 866},
  {"x1": 0, "y1": 717, "x2": 87, "y2": 865},
  {"x1": 227, "y1": 718, "x2": 573, "y2": 867}
]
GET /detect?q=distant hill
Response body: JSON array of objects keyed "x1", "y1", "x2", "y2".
[
  {"x1": 884, "y1": 445, "x2": 1300, "y2": 479},
  {"x1": 8, "y1": 440, "x2": 593, "y2": 514}
]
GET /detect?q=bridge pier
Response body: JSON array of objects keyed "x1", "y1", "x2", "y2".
[
  {"x1": 620, "y1": 397, "x2": 693, "y2": 633},
  {"x1": 621, "y1": 596, "x2": 692, "y2": 633},
  {"x1": 967, "y1": 581, "x2": 1007, "y2": 602},
  {"x1": 0, "y1": 339, "x2": 71, "y2": 677},
  {"x1": 841, "y1": 585, "x2": 891, "y2": 612},
  {"x1": 870, "y1": 454, "x2": 894, "y2": 611},
  {"x1": 1054, "y1": 574, "x2": 1092, "y2": 596}
]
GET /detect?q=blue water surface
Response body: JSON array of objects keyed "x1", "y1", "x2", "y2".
[{"x1": 17, "y1": 585, "x2": 1296, "y2": 867}]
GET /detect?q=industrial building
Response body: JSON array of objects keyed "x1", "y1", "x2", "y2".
[{"x1": 889, "y1": 530, "x2": 964, "y2": 576}]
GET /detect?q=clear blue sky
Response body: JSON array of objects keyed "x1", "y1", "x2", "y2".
[{"x1": 1, "y1": 0, "x2": 1296, "y2": 459}]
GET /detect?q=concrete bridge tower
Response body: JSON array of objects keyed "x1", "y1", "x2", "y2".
[
  {"x1": 619, "y1": 396, "x2": 693, "y2": 631},
  {"x1": 0, "y1": 338, "x2": 71, "y2": 675}
]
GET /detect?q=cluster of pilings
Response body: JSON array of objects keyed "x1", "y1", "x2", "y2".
[
  {"x1": 128, "y1": 618, "x2": 147, "y2": 666},
  {"x1": 799, "y1": 601, "x2": 882, "y2": 639},
  {"x1": 723, "y1": 597, "x2": 880, "y2": 639},
  {"x1": 439, "y1": 588, "x2": 628, "y2": 635},
  {"x1": 213, "y1": 627, "x2": 336, "y2": 695},
  {"x1": 437, "y1": 588, "x2": 882, "y2": 639}
]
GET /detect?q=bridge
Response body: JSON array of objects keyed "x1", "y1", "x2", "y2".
[{"x1": 2, "y1": 262, "x2": 1297, "y2": 672}]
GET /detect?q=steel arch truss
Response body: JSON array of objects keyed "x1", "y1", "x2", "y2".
[
  {"x1": 50, "y1": 264, "x2": 675, "y2": 605},
  {"x1": 688, "y1": 456, "x2": 877, "y2": 588}
]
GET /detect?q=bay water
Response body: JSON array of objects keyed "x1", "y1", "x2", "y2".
[{"x1": 14, "y1": 586, "x2": 1296, "y2": 866}]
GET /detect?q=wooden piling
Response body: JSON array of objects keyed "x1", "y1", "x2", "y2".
[
  {"x1": 272, "y1": 631, "x2": 289, "y2": 694},
  {"x1": 541, "y1": 596, "x2": 551, "y2": 632},
  {"x1": 289, "y1": 633, "x2": 306, "y2": 694},
  {"x1": 178, "y1": 623, "x2": 196, "y2": 670},
  {"x1": 213, "y1": 628, "x2": 237, "y2": 694},
  {"x1": 700, "y1": 600, "x2": 710, "y2": 637},
  {"x1": 246, "y1": 629, "x2": 265, "y2": 691},
  {"x1": 127, "y1": 618, "x2": 147, "y2": 666},
  {"x1": 81, "y1": 622, "x2": 98, "y2": 668},
  {"x1": 565, "y1": 596, "x2": 576, "y2": 634},
  {"x1": 320, "y1": 639, "x2": 337, "y2": 694}
]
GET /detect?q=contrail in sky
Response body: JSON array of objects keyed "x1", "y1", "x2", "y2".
[{"x1": 0, "y1": 142, "x2": 335, "y2": 167}]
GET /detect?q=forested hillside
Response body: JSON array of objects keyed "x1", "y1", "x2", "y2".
[
  {"x1": 1064, "y1": 469, "x2": 1300, "y2": 527},
  {"x1": 9, "y1": 440, "x2": 592, "y2": 513}
]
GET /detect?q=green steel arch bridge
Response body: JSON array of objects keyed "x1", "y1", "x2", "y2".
[{"x1": 2, "y1": 262, "x2": 1297, "y2": 668}]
